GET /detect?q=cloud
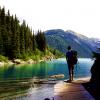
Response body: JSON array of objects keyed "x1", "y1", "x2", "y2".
[{"x1": 0, "y1": 0, "x2": 100, "y2": 38}]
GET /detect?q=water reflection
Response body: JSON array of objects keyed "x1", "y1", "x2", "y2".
[
  {"x1": 3, "y1": 65, "x2": 15, "y2": 79},
  {"x1": 0, "y1": 58, "x2": 94, "y2": 81},
  {"x1": 0, "y1": 58, "x2": 94, "y2": 99}
]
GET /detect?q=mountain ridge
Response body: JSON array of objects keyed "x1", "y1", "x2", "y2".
[{"x1": 45, "y1": 29, "x2": 100, "y2": 58}]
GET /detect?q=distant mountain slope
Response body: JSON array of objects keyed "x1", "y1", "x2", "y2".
[{"x1": 45, "y1": 29, "x2": 100, "y2": 58}]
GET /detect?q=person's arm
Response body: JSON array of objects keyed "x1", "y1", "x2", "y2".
[{"x1": 66, "y1": 52, "x2": 68, "y2": 61}]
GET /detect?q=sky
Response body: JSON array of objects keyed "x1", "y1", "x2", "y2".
[{"x1": 0, "y1": 0, "x2": 100, "y2": 38}]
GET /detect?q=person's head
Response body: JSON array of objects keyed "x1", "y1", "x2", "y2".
[{"x1": 67, "y1": 46, "x2": 71, "y2": 50}]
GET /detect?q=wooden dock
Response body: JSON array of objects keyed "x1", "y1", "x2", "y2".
[
  {"x1": 1, "y1": 78, "x2": 95, "y2": 100},
  {"x1": 53, "y1": 79, "x2": 94, "y2": 100}
]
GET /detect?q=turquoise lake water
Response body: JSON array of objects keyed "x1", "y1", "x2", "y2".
[
  {"x1": 0, "y1": 58, "x2": 94, "y2": 81},
  {"x1": 0, "y1": 58, "x2": 94, "y2": 99}
]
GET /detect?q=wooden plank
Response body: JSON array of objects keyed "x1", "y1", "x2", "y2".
[{"x1": 53, "y1": 80, "x2": 94, "y2": 100}]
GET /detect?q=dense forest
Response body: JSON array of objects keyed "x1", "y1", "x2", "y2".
[
  {"x1": 0, "y1": 7, "x2": 47, "y2": 60},
  {"x1": 0, "y1": 7, "x2": 63, "y2": 61}
]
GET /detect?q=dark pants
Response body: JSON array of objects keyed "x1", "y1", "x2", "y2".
[{"x1": 67, "y1": 61, "x2": 74, "y2": 81}]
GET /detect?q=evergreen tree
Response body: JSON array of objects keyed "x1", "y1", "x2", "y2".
[
  {"x1": 0, "y1": 7, "x2": 6, "y2": 25},
  {"x1": 14, "y1": 15, "x2": 20, "y2": 57},
  {"x1": 35, "y1": 30, "x2": 47, "y2": 52},
  {"x1": 0, "y1": 7, "x2": 3, "y2": 55},
  {"x1": 27, "y1": 28, "x2": 33, "y2": 52},
  {"x1": 0, "y1": 6, "x2": 1, "y2": 13},
  {"x1": 0, "y1": 29, "x2": 3, "y2": 55},
  {"x1": 24, "y1": 25, "x2": 28, "y2": 53},
  {"x1": 42, "y1": 31, "x2": 47, "y2": 51},
  {"x1": 5, "y1": 10, "x2": 12, "y2": 57},
  {"x1": 0, "y1": 7, "x2": 49, "y2": 60},
  {"x1": 0, "y1": 7, "x2": 6, "y2": 55},
  {"x1": 32, "y1": 32, "x2": 36, "y2": 51},
  {"x1": 20, "y1": 20, "x2": 25, "y2": 54},
  {"x1": 24, "y1": 25, "x2": 33, "y2": 53},
  {"x1": 11, "y1": 15, "x2": 20, "y2": 58},
  {"x1": 28, "y1": 29, "x2": 33, "y2": 52},
  {"x1": 10, "y1": 15, "x2": 15, "y2": 58}
]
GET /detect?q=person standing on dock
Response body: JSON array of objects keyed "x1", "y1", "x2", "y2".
[{"x1": 66, "y1": 46, "x2": 78, "y2": 82}]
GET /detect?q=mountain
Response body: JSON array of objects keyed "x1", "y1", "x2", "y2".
[{"x1": 45, "y1": 29, "x2": 100, "y2": 58}]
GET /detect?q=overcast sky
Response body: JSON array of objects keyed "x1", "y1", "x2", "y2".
[{"x1": 0, "y1": 0, "x2": 100, "y2": 38}]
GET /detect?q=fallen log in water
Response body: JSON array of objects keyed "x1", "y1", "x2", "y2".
[
  {"x1": 30, "y1": 74, "x2": 65, "y2": 84},
  {"x1": 48, "y1": 74, "x2": 65, "y2": 78}
]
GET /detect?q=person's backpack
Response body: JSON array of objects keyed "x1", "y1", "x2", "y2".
[{"x1": 71, "y1": 50, "x2": 78, "y2": 65}]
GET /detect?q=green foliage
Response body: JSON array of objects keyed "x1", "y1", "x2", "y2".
[
  {"x1": 48, "y1": 46, "x2": 64, "y2": 58},
  {"x1": 32, "y1": 49, "x2": 43, "y2": 60},
  {"x1": 35, "y1": 30, "x2": 47, "y2": 52},
  {"x1": 32, "y1": 32, "x2": 36, "y2": 51},
  {"x1": 19, "y1": 49, "x2": 43, "y2": 61},
  {"x1": 0, "y1": 7, "x2": 34, "y2": 59},
  {"x1": 19, "y1": 53, "x2": 31, "y2": 61},
  {"x1": 45, "y1": 35, "x2": 67, "y2": 53},
  {"x1": 0, "y1": 29, "x2": 3, "y2": 55},
  {"x1": 0, "y1": 55, "x2": 8, "y2": 62},
  {"x1": 0, "y1": 7, "x2": 6, "y2": 55},
  {"x1": 0, "y1": 7, "x2": 62, "y2": 61},
  {"x1": 10, "y1": 15, "x2": 20, "y2": 58},
  {"x1": 5, "y1": 10, "x2": 12, "y2": 57},
  {"x1": 19, "y1": 20, "x2": 25, "y2": 54}
]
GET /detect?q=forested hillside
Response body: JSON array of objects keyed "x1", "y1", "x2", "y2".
[{"x1": 0, "y1": 7, "x2": 47, "y2": 60}]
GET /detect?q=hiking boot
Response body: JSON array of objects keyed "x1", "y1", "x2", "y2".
[{"x1": 66, "y1": 79, "x2": 72, "y2": 83}]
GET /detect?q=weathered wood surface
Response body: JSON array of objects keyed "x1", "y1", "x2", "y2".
[{"x1": 54, "y1": 79, "x2": 94, "y2": 100}]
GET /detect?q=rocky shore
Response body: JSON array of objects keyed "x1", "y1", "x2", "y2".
[{"x1": 0, "y1": 55, "x2": 55, "y2": 67}]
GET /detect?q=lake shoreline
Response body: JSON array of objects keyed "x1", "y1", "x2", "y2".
[
  {"x1": 0, "y1": 55, "x2": 56, "y2": 67},
  {"x1": 0, "y1": 57, "x2": 93, "y2": 67}
]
